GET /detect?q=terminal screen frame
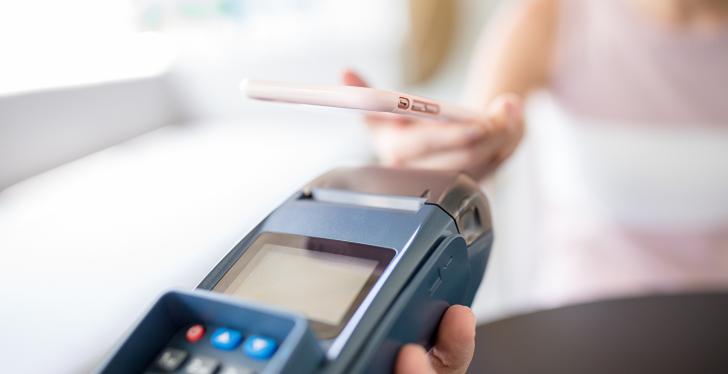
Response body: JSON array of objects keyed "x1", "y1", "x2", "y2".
[{"x1": 212, "y1": 232, "x2": 396, "y2": 339}]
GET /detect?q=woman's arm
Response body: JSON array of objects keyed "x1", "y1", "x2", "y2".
[
  {"x1": 460, "y1": 0, "x2": 558, "y2": 167},
  {"x1": 344, "y1": 0, "x2": 558, "y2": 179},
  {"x1": 467, "y1": 0, "x2": 557, "y2": 105}
]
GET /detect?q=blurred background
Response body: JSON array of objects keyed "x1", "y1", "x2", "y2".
[{"x1": 1, "y1": 0, "x2": 727, "y2": 373}]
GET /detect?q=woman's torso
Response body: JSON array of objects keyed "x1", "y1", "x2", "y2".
[
  {"x1": 551, "y1": 0, "x2": 728, "y2": 126},
  {"x1": 527, "y1": 0, "x2": 728, "y2": 306}
]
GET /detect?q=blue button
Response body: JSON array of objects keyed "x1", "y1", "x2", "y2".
[
  {"x1": 211, "y1": 328, "x2": 243, "y2": 350},
  {"x1": 243, "y1": 335, "x2": 278, "y2": 360}
]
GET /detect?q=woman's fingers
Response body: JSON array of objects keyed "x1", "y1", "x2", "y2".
[
  {"x1": 427, "y1": 305, "x2": 476, "y2": 374},
  {"x1": 341, "y1": 69, "x2": 369, "y2": 87},
  {"x1": 394, "y1": 94, "x2": 523, "y2": 176},
  {"x1": 341, "y1": 69, "x2": 413, "y2": 126},
  {"x1": 342, "y1": 69, "x2": 524, "y2": 179},
  {"x1": 372, "y1": 122, "x2": 490, "y2": 165},
  {"x1": 402, "y1": 133, "x2": 504, "y2": 174},
  {"x1": 396, "y1": 344, "x2": 437, "y2": 374},
  {"x1": 485, "y1": 93, "x2": 523, "y2": 157},
  {"x1": 392, "y1": 99, "x2": 517, "y2": 170},
  {"x1": 366, "y1": 112, "x2": 413, "y2": 127}
]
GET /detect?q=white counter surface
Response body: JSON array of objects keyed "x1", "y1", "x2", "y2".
[{"x1": 0, "y1": 112, "x2": 371, "y2": 373}]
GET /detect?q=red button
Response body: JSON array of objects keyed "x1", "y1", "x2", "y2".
[{"x1": 186, "y1": 324, "x2": 205, "y2": 343}]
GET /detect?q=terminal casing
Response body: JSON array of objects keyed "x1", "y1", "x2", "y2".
[{"x1": 99, "y1": 167, "x2": 493, "y2": 374}]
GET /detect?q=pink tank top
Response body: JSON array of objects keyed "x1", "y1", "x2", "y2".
[
  {"x1": 525, "y1": 0, "x2": 728, "y2": 308},
  {"x1": 551, "y1": 0, "x2": 728, "y2": 126}
]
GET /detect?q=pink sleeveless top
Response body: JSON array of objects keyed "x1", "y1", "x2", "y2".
[
  {"x1": 525, "y1": 0, "x2": 728, "y2": 307},
  {"x1": 551, "y1": 0, "x2": 728, "y2": 126}
]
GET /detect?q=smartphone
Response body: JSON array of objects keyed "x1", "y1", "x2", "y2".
[{"x1": 241, "y1": 79, "x2": 479, "y2": 123}]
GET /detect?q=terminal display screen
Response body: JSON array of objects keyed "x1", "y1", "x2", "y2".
[{"x1": 213, "y1": 233, "x2": 395, "y2": 338}]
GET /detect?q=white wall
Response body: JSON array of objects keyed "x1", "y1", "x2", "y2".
[{"x1": 0, "y1": 0, "x2": 409, "y2": 189}]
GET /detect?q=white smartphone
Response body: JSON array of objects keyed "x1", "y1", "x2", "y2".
[{"x1": 241, "y1": 79, "x2": 480, "y2": 123}]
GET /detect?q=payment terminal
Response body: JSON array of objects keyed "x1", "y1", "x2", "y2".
[{"x1": 99, "y1": 166, "x2": 493, "y2": 374}]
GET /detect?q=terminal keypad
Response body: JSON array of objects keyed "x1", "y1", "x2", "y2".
[{"x1": 145, "y1": 324, "x2": 278, "y2": 374}]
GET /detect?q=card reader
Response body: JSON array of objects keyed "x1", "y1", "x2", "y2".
[{"x1": 99, "y1": 166, "x2": 493, "y2": 374}]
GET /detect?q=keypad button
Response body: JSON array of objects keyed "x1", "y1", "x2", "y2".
[
  {"x1": 211, "y1": 328, "x2": 243, "y2": 350},
  {"x1": 243, "y1": 335, "x2": 278, "y2": 360},
  {"x1": 155, "y1": 348, "x2": 188, "y2": 371},
  {"x1": 186, "y1": 324, "x2": 205, "y2": 343},
  {"x1": 184, "y1": 356, "x2": 219, "y2": 374},
  {"x1": 219, "y1": 365, "x2": 256, "y2": 374}
]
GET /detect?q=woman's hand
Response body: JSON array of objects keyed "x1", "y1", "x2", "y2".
[
  {"x1": 395, "y1": 305, "x2": 476, "y2": 374},
  {"x1": 343, "y1": 70, "x2": 524, "y2": 180}
]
